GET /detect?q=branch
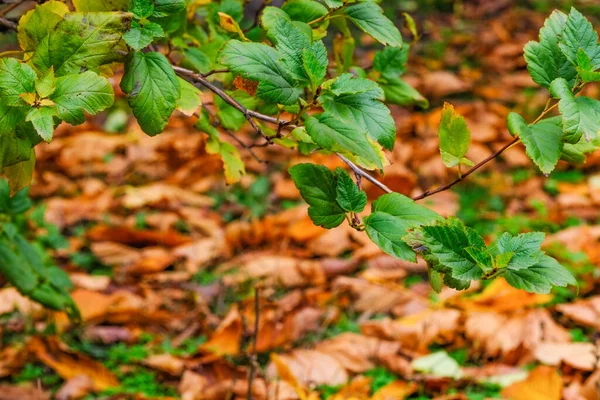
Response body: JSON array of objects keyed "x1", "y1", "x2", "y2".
[
  {"x1": 411, "y1": 137, "x2": 520, "y2": 201},
  {"x1": 0, "y1": 16, "x2": 17, "y2": 31},
  {"x1": 337, "y1": 154, "x2": 392, "y2": 194},
  {"x1": 173, "y1": 64, "x2": 520, "y2": 202},
  {"x1": 247, "y1": 287, "x2": 260, "y2": 400}
]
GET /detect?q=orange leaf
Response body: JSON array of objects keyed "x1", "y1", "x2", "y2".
[
  {"x1": 501, "y1": 366, "x2": 563, "y2": 400},
  {"x1": 28, "y1": 336, "x2": 119, "y2": 391}
]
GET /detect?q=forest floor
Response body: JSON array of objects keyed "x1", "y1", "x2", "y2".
[{"x1": 1, "y1": 1, "x2": 600, "y2": 399}]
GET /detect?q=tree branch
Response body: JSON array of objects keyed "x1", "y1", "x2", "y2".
[
  {"x1": 0, "y1": 16, "x2": 17, "y2": 31},
  {"x1": 173, "y1": 64, "x2": 521, "y2": 202},
  {"x1": 411, "y1": 137, "x2": 520, "y2": 200},
  {"x1": 337, "y1": 154, "x2": 393, "y2": 194}
]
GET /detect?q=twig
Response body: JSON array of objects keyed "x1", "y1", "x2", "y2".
[
  {"x1": 200, "y1": 106, "x2": 266, "y2": 163},
  {"x1": 175, "y1": 64, "x2": 524, "y2": 202},
  {"x1": 411, "y1": 137, "x2": 520, "y2": 200},
  {"x1": 247, "y1": 287, "x2": 260, "y2": 400},
  {"x1": 337, "y1": 154, "x2": 393, "y2": 194},
  {"x1": 202, "y1": 68, "x2": 229, "y2": 78},
  {"x1": 0, "y1": 16, "x2": 17, "y2": 31},
  {"x1": 173, "y1": 66, "x2": 292, "y2": 144},
  {"x1": 0, "y1": 1, "x2": 20, "y2": 17}
]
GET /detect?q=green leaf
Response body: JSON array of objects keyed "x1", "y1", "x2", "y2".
[
  {"x1": 334, "y1": 168, "x2": 367, "y2": 213},
  {"x1": 152, "y1": 0, "x2": 186, "y2": 18},
  {"x1": 550, "y1": 78, "x2": 600, "y2": 143},
  {"x1": 0, "y1": 58, "x2": 36, "y2": 107},
  {"x1": 403, "y1": 218, "x2": 486, "y2": 288},
  {"x1": 130, "y1": 0, "x2": 154, "y2": 18},
  {"x1": 195, "y1": 109, "x2": 245, "y2": 184},
  {"x1": 504, "y1": 254, "x2": 577, "y2": 294},
  {"x1": 281, "y1": 0, "x2": 328, "y2": 24},
  {"x1": 175, "y1": 78, "x2": 202, "y2": 117},
  {"x1": 438, "y1": 103, "x2": 471, "y2": 168},
  {"x1": 214, "y1": 91, "x2": 257, "y2": 131},
  {"x1": 344, "y1": 2, "x2": 402, "y2": 47},
  {"x1": 412, "y1": 351, "x2": 462, "y2": 379},
  {"x1": 73, "y1": 0, "x2": 128, "y2": 11},
  {"x1": 35, "y1": 67, "x2": 56, "y2": 99},
  {"x1": 364, "y1": 193, "x2": 442, "y2": 262},
  {"x1": 523, "y1": 10, "x2": 577, "y2": 89},
  {"x1": 219, "y1": 40, "x2": 301, "y2": 106},
  {"x1": 506, "y1": 113, "x2": 563, "y2": 174},
  {"x1": 120, "y1": 51, "x2": 180, "y2": 136},
  {"x1": 50, "y1": 71, "x2": 114, "y2": 126},
  {"x1": 558, "y1": 7, "x2": 600, "y2": 70},
  {"x1": 261, "y1": 7, "x2": 312, "y2": 82},
  {"x1": 0, "y1": 119, "x2": 32, "y2": 168},
  {"x1": 373, "y1": 46, "x2": 409, "y2": 78},
  {"x1": 489, "y1": 232, "x2": 544, "y2": 270},
  {"x1": 218, "y1": 142, "x2": 245, "y2": 185},
  {"x1": 320, "y1": 74, "x2": 395, "y2": 150},
  {"x1": 123, "y1": 20, "x2": 164, "y2": 51},
  {"x1": 29, "y1": 12, "x2": 132, "y2": 76},
  {"x1": 17, "y1": 1, "x2": 69, "y2": 53},
  {"x1": 379, "y1": 76, "x2": 429, "y2": 109},
  {"x1": 576, "y1": 49, "x2": 600, "y2": 83},
  {"x1": 323, "y1": 0, "x2": 343, "y2": 9},
  {"x1": 560, "y1": 137, "x2": 599, "y2": 164},
  {"x1": 325, "y1": 73, "x2": 381, "y2": 96},
  {"x1": 289, "y1": 163, "x2": 346, "y2": 229},
  {"x1": 305, "y1": 113, "x2": 385, "y2": 170},
  {"x1": 3, "y1": 150, "x2": 35, "y2": 196},
  {"x1": 303, "y1": 41, "x2": 328, "y2": 91},
  {"x1": 26, "y1": 107, "x2": 56, "y2": 142}
]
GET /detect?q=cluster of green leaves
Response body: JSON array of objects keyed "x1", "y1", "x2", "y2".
[
  {"x1": 1, "y1": 1, "x2": 595, "y2": 307},
  {"x1": 404, "y1": 218, "x2": 576, "y2": 293},
  {"x1": 289, "y1": 6, "x2": 600, "y2": 294},
  {"x1": 0, "y1": 182, "x2": 79, "y2": 319},
  {"x1": 515, "y1": 7, "x2": 600, "y2": 174}
]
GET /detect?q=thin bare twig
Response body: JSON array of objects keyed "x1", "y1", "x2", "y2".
[
  {"x1": 199, "y1": 106, "x2": 266, "y2": 163},
  {"x1": 0, "y1": 16, "x2": 17, "y2": 31},
  {"x1": 337, "y1": 154, "x2": 393, "y2": 194},
  {"x1": 202, "y1": 68, "x2": 230, "y2": 78},
  {"x1": 174, "y1": 64, "x2": 524, "y2": 202},
  {"x1": 411, "y1": 137, "x2": 520, "y2": 200},
  {"x1": 0, "y1": 0, "x2": 23, "y2": 18},
  {"x1": 247, "y1": 287, "x2": 260, "y2": 400}
]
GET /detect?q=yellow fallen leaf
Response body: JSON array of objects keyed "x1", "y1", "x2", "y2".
[
  {"x1": 502, "y1": 366, "x2": 562, "y2": 400},
  {"x1": 28, "y1": 336, "x2": 119, "y2": 391},
  {"x1": 371, "y1": 381, "x2": 417, "y2": 400}
]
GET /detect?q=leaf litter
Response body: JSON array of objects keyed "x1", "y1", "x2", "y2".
[{"x1": 0, "y1": 3, "x2": 599, "y2": 400}]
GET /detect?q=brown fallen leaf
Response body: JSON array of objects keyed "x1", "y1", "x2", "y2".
[
  {"x1": 534, "y1": 342, "x2": 598, "y2": 371},
  {"x1": 0, "y1": 346, "x2": 28, "y2": 378},
  {"x1": 121, "y1": 183, "x2": 214, "y2": 209},
  {"x1": 56, "y1": 375, "x2": 94, "y2": 400},
  {"x1": 361, "y1": 309, "x2": 461, "y2": 352},
  {"x1": 451, "y1": 279, "x2": 552, "y2": 312},
  {"x1": 464, "y1": 309, "x2": 570, "y2": 358},
  {"x1": 28, "y1": 336, "x2": 119, "y2": 391},
  {"x1": 332, "y1": 276, "x2": 414, "y2": 313},
  {"x1": 143, "y1": 353, "x2": 185, "y2": 376},
  {"x1": 0, "y1": 287, "x2": 40, "y2": 316},
  {"x1": 556, "y1": 296, "x2": 600, "y2": 330},
  {"x1": 0, "y1": 384, "x2": 49, "y2": 400},
  {"x1": 501, "y1": 366, "x2": 562, "y2": 400},
  {"x1": 314, "y1": 333, "x2": 402, "y2": 373},
  {"x1": 87, "y1": 225, "x2": 192, "y2": 247},
  {"x1": 267, "y1": 350, "x2": 348, "y2": 387},
  {"x1": 200, "y1": 307, "x2": 243, "y2": 357}
]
